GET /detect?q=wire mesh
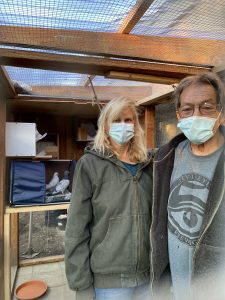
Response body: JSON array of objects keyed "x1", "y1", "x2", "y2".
[
  {"x1": 5, "y1": 67, "x2": 153, "y2": 93},
  {"x1": 131, "y1": 0, "x2": 225, "y2": 40},
  {"x1": 1, "y1": 0, "x2": 225, "y2": 94},
  {"x1": 6, "y1": 66, "x2": 86, "y2": 86},
  {"x1": 0, "y1": 0, "x2": 136, "y2": 32},
  {"x1": 155, "y1": 102, "x2": 180, "y2": 147},
  {"x1": 19, "y1": 210, "x2": 66, "y2": 260}
]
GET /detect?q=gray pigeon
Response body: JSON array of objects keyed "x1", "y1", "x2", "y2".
[
  {"x1": 46, "y1": 172, "x2": 59, "y2": 191},
  {"x1": 52, "y1": 171, "x2": 70, "y2": 195}
]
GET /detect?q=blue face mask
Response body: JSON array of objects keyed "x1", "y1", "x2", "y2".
[
  {"x1": 109, "y1": 122, "x2": 134, "y2": 145},
  {"x1": 177, "y1": 116, "x2": 218, "y2": 145}
]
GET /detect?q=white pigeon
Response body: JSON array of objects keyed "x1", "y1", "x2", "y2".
[
  {"x1": 46, "y1": 172, "x2": 60, "y2": 191},
  {"x1": 36, "y1": 129, "x2": 47, "y2": 142},
  {"x1": 52, "y1": 171, "x2": 70, "y2": 195}
]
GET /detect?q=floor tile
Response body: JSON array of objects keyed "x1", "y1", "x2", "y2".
[
  {"x1": 13, "y1": 261, "x2": 73, "y2": 300},
  {"x1": 17, "y1": 266, "x2": 33, "y2": 276},
  {"x1": 32, "y1": 262, "x2": 61, "y2": 274}
]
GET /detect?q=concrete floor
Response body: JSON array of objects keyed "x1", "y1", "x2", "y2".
[{"x1": 13, "y1": 261, "x2": 75, "y2": 300}]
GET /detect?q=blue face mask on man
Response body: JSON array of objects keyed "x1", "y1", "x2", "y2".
[
  {"x1": 109, "y1": 122, "x2": 134, "y2": 145},
  {"x1": 177, "y1": 114, "x2": 221, "y2": 145}
]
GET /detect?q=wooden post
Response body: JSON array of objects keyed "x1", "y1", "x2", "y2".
[
  {"x1": 0, "y1": 66, "x2": 16, "y2": 300},
  {"x1": 0, "y1": 89, "x2": 6, "y2": 300},
  {"x1": 4, "y1": 213, "x2": 11, "y2": 300},
  {"x1": 144, "y1": 106, "x2": 155, "y2": 149}
]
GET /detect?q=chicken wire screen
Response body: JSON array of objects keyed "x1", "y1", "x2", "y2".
[
  {"x1": 131, "y1": 0, "x2": 225, "y2": 40},
  {"x1": 155, "y1": 102, "x2": 180, "y2": 147},
  {"x1": 0, "y1": 0, "x2": 137, "y2": 32}
]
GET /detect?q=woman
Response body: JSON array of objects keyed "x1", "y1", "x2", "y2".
[{"x1": 65, "y1": 97, "x2": 153, "y2": 300}]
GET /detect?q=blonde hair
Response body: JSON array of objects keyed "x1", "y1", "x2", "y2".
[{"x1": 92, "y1": 97, "x2": 148, "y2": 162}]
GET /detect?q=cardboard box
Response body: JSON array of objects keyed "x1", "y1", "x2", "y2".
[{"x1": 6, "y1": 122, "x2": 36, "y2": 157}]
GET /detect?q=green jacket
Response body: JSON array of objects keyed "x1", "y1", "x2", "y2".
[{"x1": 65, "y1": 147, "x2": 153, "y2": 299}]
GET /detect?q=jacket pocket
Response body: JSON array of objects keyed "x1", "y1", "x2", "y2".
[{"x1": 90, "y1": 216, "x2": 136, "y2": 273}]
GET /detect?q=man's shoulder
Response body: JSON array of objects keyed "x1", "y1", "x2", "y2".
[
  {"x1": 148, "y1": 148, "x2": 159, "y2": 159},
  {"x1": 156, "y1": 133, "x2": 187, "y2": 160}
]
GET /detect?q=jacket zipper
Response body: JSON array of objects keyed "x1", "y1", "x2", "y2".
[
  {"x1": 115, "y1": 159, "x2": 151, "y2": 274},
  {"x1": 150, "y1": 161, "x2": 156, "y2": 298},
  {"x1": 192, "y1": 164, "x2": 225, "y2": 279},
  {"x1": 134, "y1": 158, "x2": 152, "y2": 274},
  {"x1": 133, "y1": 175, "x2": 140, "y2": 273}
]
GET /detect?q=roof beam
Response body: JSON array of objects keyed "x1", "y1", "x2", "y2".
[
  {"x1": 89, "y1": 0, "x2": 155, "y2": 87},
  {"x1": 118, "y1": 0, "x2": 155, "y2": 33},
  {"x1": 30, "y1": 86, "x2": 153, "y2": 101},
  {"x1": 0, "y1": 48, "x2": 210, "y2": 83},
  {"x1": 106, "y1": 71, "x2": 180, "y2": 84},
  {"x1": 9, "y1": 94, "x2": 108, "y2": 103},
  {"x1": 137, "y1": 86, "x2": 174, "y2": 105},
  {"x1": 0, "y1": 26, "x2": 225, "y2": 66},
  {"x1": 7, "y1": 96, "x2": 104, "y2": 117}
]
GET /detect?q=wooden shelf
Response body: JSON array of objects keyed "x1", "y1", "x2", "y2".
[
  {"x1": 32, "y1": 155, "x2": 53, "y2": 160},
  {"x1": 5, "y1": 203, "x2": 69, "y2": 214},
  {"x1": 6, "y1": 155, "x2": 53, "y2": 160},
  {"x1": 75, "y1": 139, "x2": 93, "y2": 142}
]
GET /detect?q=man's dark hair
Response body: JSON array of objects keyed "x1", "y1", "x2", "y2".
[{"x1": 173, "y1": 72, "x2": 225, "y2": 110}]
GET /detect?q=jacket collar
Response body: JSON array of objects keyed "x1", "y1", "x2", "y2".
[
  {"x1": 84, "y1": 145, "x2": 152, "y2": 168},
  {"x1": 156, "y1": 125, "x2": 225, "y2": 161},
  {"x1": 155, "y1": 133, "x2": 186, "y2": 161}
]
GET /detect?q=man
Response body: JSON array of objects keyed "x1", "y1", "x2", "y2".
[{"x1": 151, "y1": 72, "x2": 225, "y2": 300}]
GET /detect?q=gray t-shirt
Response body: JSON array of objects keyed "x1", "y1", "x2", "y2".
[{"x1": 168, "y1": 140, "x2": 223, "y2": 300}]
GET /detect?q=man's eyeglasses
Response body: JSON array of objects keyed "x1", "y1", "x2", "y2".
[{"x1": 177, "y1": 102, "x2": 221, "y2": 118}]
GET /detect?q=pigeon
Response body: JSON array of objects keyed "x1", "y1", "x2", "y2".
[
  {"x1": 36, "y1": 129, "x2": 47, "y2": 142},
  {"x1": 52, "y1": 170, "x2": 70, "y2": 195},
  {"x1": 46, "y1": 172, "x2": 60, "y2": 191}
]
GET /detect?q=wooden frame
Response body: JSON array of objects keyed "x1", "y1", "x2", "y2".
[
  {"x1": 0, "y1": 48, "x2": 210, "y2": 81},
  {"x1": 1, "y1": 26, "x2": 225, "y2": 66},
  {"x1": 4, "y1": 204, "x2": 69, "y2": 300}
]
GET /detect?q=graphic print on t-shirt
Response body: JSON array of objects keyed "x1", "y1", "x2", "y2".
[{"x1": 168, "y1": 173, "x2": 210, "y2": 247}]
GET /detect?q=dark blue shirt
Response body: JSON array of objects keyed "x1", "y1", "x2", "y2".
[{"x1": 122, "y1": 162, "x2": 139, "y2": 176}]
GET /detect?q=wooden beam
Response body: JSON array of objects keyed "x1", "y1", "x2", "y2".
[
  {"x1": 9, "y1": 94, "x2": 108, "y2": 103},
  {"x1": 5, "y1": 204, "x2": 70, "y2": 214},
  {"x1": 30, "y1": 86, "x2": 152, "y2": 101},
  {"x1": 118, "y1": 0, "x2": 155, "y2": 33},
  {"x1": 0, "y1": 48, "x2": 211, "y2": 82},
  {"x1": 1, "y1": 26, "x2": 225, "y2": 66},
  {"x1": 7, "y1": 96, "x2": 103, "y2": 118},
  {"x1": 19, "y1": 254, "x2": 64, "y2": 267},
  {"x1": 9, "y1": 84, "x2": 154, "y2": 102},
  {"x1": 86, "y1": 0, "x2": 155, "y2": 88},
  {"x1": 145, "y1": 106, "x2": 155, "y2": 148},
  {"x1": 106, "y1": 71, "x2": 180, "y2": 84},
  {"x1": 137, "y1": 86, "x2": 174, "y2": 105}
]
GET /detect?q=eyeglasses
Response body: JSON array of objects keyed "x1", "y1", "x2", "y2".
[{"x1": 177, "y1": 102, "x2": 221, "y2": 118}]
